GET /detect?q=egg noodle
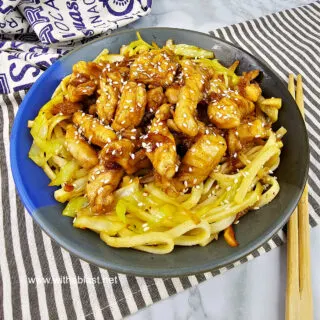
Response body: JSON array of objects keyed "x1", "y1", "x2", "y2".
[{"x1": 28, "y1": 33, "x2": 286, "y2": 254}]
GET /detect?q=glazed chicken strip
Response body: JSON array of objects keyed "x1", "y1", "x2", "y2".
[
  {"x1": 86, "y1": 164, "x2": 123, "y2": 213},
  {"x1": 73, "y1": 111, "x2": 117, "y2": 147},
  {"x1": 173, "y1": 61, "x2": 209, "y2": 137},
  {"x1": 227, "y1": 129, "x2": 242, "y2": 155},
  {"x1": 65, "y1": 125, "x2": 98, "y2": 169},
  {"x1": 67, "y1": 61, "x2": 100, "y2": 102},
  {"x1": 100, "y1": 139, "x2": 150, "y2": 174},
  {"x1": 130, "y1": 49, "x2": 179, "y2": 87},
  {"x1": 237, "y1": 70, "x2": 262, "y2": 102},
  {"x1": 208, "y1": 97, "x2": 242, "y2": 129},
  {"x1": 227, "y1": 119, "x2": 270, "y2": 155},
  {"x1": 112, "y1": 81, "x2": 147, "y2": 131},
  {"x1": 208, "y1": 92, "x2": 255, "y2": 129},
  {"x1": 146, "y1": 87, "x2": 165, "y2": 112},
  {"x1": 177, "y1": 134, "x2": 227, "y2": 187},
  {"x1": 236, "y1": 119, "x2": 270, "y2": 142},
  {"x1": 97, "y1": 64, "x2": 129, "y2": 123},
  {"x1": 68, "y1": 81, "x2": 96, "y2": 103},
  {"x1": 126, "y1": 149, "x2": 151, "y2": 175},
  {"x1": 165, "y1": 85, "x2": 180, "y2": 104},
  {"x1": 51, "y1": 99, "x2": 82, "y2": 115},
  {"x1": 99, "y1": 139, "x2": 135, "y2": 174},
  {"x1": 96, "y1": 79, "x2": 118, "y2": 124},
  {"x1": 118, "y1": 127, "x2": 142, "y2": 141},
  {"x1": 144, "y1": 104, "x2": 179, "y2": 179}
]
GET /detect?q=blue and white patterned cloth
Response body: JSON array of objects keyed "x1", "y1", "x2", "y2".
[{"x1": 0, "y1": 0, "x2": 152, "y2": 94}]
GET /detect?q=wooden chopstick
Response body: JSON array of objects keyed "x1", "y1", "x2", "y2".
[
  {"x1": 286, "y1": 74, "x2": 300, "y2": 320},
  {"x1": 296, "y1": 75, "x2": 313, "y2": 320},
  {"x1": 286, "y1": 74, "x2": 313, "y2": 320}
]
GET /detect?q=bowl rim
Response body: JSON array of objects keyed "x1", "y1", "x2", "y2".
[{"x1": 10, "y1": 27, "x2": 309, "y2": 277}]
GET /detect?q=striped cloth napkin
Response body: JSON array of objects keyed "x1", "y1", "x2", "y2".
[{"x1": 1, "y1": 1, "x2": 320, "y2": 319}]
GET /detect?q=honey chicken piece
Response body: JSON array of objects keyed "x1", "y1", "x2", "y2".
[
  {"x1": 86, "y1": 164, "x2": 123, "y2": 213},
  {"x1": 73, "y1": 111, "x2": 116, "y2": 147},
  {"x1": 112, "y1": 82, "x2": 147, "y2": 131},
  {"x1": 146, "y1": 87, "x2": 165, "y2": 112},
  {"x1": 144, "y1": 104, "x2": 179, "y2": 179},
  {"x1": 173, "y1": 61, "x2": 210, "y2": 137},
  {"x1": 65, "y1": 125, "x2": 98, "y2": 169},
  {"x1": 130, "y1": 49, "x2": 179, "y2": 87},
  {"x1": 177, "y1": 134, "x2": 227, "y2": 186},
  {"x1": 96, "y1": 79, "x2": 118, "y2": 124}
]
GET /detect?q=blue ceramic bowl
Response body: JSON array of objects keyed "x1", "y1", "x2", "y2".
[{"x1": 10, "y1": 28, "x2": 309, "y2": 277}]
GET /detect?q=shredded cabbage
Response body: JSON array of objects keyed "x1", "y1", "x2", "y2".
[
  {"x1": 94, "y1": 48, "x2": 125, "y2": 63},
  {"x1": 197, "y1": 58, "x2": 239, "y2": 85},
  {"x1": 54, "y1": 176, "x2": 88, "y2": 203},
  {"x1": 116, "y1": 200, "x2": 127, "y2": 223},
  {"x1": 29, "y1": 142, "x2": 46, "y2": 167},
  {"x1": 49, "y1": 160, "x2": 79, "y2": 186},
  {"x1": 62, "y1": 196, "x2": 88, "y2": 217},
  {"x1": 120, "y1": 32, "x2": 156, "y2": 56},
  {"x1": 166, "y1": 43, "x2": 214, "y2": 59},
  {"x1": 73, "y1": 215, "x2": 124, "y2": 235}
]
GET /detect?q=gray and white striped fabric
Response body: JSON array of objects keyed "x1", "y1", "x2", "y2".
[{"x1": 1, "y1": 1, "x2": 320, "y2": 319}]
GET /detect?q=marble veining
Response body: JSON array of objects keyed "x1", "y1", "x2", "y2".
[
  {"x1": 124, "y1": 1, "x2": 319, "y2": 319},
  {"x1": 186, "y1": 287, "x2": 208, "y2": 320},
  {"x1": 129, "y1": 227, "x2": 320, "y2": 319},
  {"x1": 126, "y1": 0, "x2": 311, "y2": 32}
]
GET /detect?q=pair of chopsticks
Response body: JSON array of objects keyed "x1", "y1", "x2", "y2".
[{"x1": 286, "y1": 75, "x2": 313, "y2": 320}]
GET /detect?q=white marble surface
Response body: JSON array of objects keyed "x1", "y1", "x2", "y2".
[{"x1": 124, "y1": 0, "x2": 319, "y2": 319}]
